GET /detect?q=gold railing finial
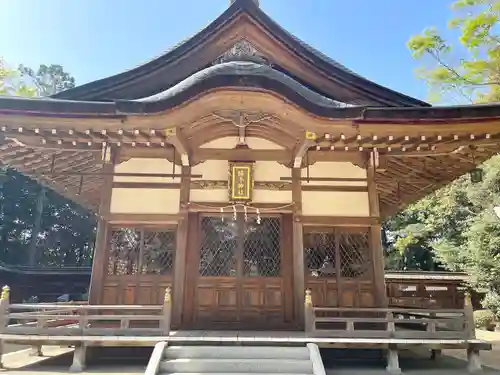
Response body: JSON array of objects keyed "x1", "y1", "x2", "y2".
[
  {"x1": 305, "y1": 289, "x2": 312, "y2": 306},
  {"x1": 305, "y1": 131, "x2": 317, "y2": 141},
  {"x1": 164, "y1": 128, "x2": 176, "y2": 137},
  {"x1": 164, "y1": 287, "x2": 172, "y2": 304},
  {"x1": 1, "y1": 285, "x2": 10, "y2": 301}
]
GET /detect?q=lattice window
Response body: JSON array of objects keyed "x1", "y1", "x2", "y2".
[
  {"x1": 199, "y1": 216, "x2": 237, "y2": 277},
  {"x1": 141, "y1": 231, "x2": 176, "y2": 275},
  {"x1": 304, "y1": 232, "x2": 337, "y2": 278},
  {"x1": 304, "y1": 229, "x2": 371, "y2": 279},
  {"x1": 244, "y1": 217, "x2": 281, "y2": 277},
  {"x1": 108, "y1": 228, "x2": 141, "y2": 276},
  {"x1": 339, "y1": 231, "x2": 370, "y2": 279},
  {"x1": 107, "y1": 228, "x2": 176, "y2": 276}
]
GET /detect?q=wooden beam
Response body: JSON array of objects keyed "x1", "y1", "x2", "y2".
[
  {"x1": 188, "y1": 201, "x2": 295, "y2": 212},
  {"x1": 112, "y1": 182, "x2": 181, "y2": 189},
  {"x1": 194, "y1": 148, "x2": 291, "y2": 162},
  {"x1": 280, "y1": 177, "x2": 367, "y2": 182},
  {"x1": 103, "y1": 213, "x2": 180, "y2": 224},
  {"x1": 119, "y1": 146, "x2": 175, "y2": 161},
  {"x1": 29, "y1": 171, "x2": 202, "y2": 178},
  {"x1": 300, "y1": 216, "x2": 379, "y2": 226},
  {"x1": 111, "y1": 180, "x2": 366, "y2": 192}
]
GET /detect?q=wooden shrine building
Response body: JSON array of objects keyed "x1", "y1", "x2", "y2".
[{"x1": 0, "y1": 0, "x2": 497, "y2": 332}]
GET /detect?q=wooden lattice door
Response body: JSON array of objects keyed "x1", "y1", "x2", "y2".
[
  {"x1": 184, "y1": 213, "x2": 293, "y2": 329},
  {"x1": 102, "y1": 226, "x2": 175, "y2": 305},
  {"x1": 304, "y1": 227, "x2": 375, "y2": 308}
]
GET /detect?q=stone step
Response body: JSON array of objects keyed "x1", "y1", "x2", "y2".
[
  {"x1": 164, "y1": 345, "x2": 310, "y2": 360},
  {"x1": 159, "y1": 358, "x2": 313, "y2": 374},
  {"x1": 160, "y1": 373, "x2": 313, "y2": 375}
]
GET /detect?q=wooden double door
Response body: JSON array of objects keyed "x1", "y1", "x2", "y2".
[{"x1": 183, "y1": 213, "x2": 294, "y2": 329}]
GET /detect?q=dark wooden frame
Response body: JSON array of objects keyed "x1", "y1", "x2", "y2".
[
  {"x1": 181, "y1": 212, "x2": 295, "y2": 329},
  {"x1": 101, "y1": 224, "x2": 176, "y2": 306},
  {"x1": 304, "y1": 225, "x2": 375, "y2": 308}
]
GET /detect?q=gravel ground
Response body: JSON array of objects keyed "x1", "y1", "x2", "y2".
[{"x1": 0, "y1": 343, "x2": 498, "y2": 375}]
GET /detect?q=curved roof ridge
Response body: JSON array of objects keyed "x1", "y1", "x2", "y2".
[
  {"x1": 250, "y1": 5, "x2": 428, "y2": 107},
  {"x1": 52, "y1": 7, "x2": 238, "y2": 101},
  {"x1": 133, "y1": 61, "x2": 351, "y2": 108},
  {"x1": 52, "y1": 0, "x2": 428, "y2": 107}
]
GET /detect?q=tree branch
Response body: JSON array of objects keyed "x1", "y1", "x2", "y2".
[{"x1": 430, "y1": 49, "x2": 500, "y2": 86}]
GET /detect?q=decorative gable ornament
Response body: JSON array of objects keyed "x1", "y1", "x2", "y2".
[{"x1": 214, "y1": 39, "x2": 270, "y2": 65}]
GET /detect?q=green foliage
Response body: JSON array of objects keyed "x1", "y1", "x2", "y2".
[
  {"x1": 408, "y1": 0, "x2": 500, "y2": 103},
  {"x1": 473, "y1": 309, "x2": 495, "y2": 330},
  {"x1": 18, "y1": 64, "x2": 75, "y2": 96},
  {"x1": 0, "y1": 58, "x2": 36, "y2": 97},
  {"x1": 387, "y1": 156, "x2": 500, "y2": 313},
  {"x1": 399, "y1": 0, "x2": 500, "y2": 315},
  {"x1": 0, "y1": 59, "x2": 96, "y2": 267}
]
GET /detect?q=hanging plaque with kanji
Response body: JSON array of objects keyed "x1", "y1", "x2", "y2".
[{"x1": 229, "y1": 162, "x2": 254, "y2": 202}]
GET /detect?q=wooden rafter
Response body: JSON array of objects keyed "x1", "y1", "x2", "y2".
[{"x1": 1, "y1": 90, "x2": 500, "y2": 215}]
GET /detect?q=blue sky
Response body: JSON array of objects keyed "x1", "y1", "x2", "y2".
[{"x1": 1, "y1": 0, "x2": 456, "y2": 101}]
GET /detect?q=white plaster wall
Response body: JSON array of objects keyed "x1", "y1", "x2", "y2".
[
  {"x1": 253, "y1": 190, "x2": 292, "y2": 203},
  {"x1": 192, "y1": 160, "x2": 228, "y2": 181},
  {"x1": 114, "y1": 158, "x2": 181, "y2": 183},
  {"x1": 254, "y1": 161, "x2": 291, "y2": 181},
  {"x1": 302, "y1": 191, "x2": 370, "y2": 216},
  {"x1": 302, "y1": 162, "x2": 367, "y2": 186},
  {"x1": 190, "y1": 189, "x2": 228, "y2": 203},
  {"x1": 110, "y1": 188, "x2": 180, "y2": 214}
]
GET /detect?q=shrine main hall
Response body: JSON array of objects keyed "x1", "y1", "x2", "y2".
[{"x1": 0, "y1": 0, "x2": 496, "y2": 334}]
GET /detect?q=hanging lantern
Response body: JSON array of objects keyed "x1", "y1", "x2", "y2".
[{"x1": 470, "y1": 167, "x2": 483, "y2": 183}]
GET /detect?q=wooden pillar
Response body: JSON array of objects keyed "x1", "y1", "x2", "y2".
[
  {"x1": 367, "y1": 152, "x2": 387, "y2": 307},
  {"x1": 88, "y1": 147, "x2": 117, "y2": 305},
  {"x1": 292, "y1": 167, "x2": 305, "y2": 327},
  {"x1": 172, "y1": 166, "x2": 191, "y2": 327}
]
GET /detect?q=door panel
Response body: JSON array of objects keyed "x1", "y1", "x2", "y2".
[
  {"x1": 185, "y1": 214, "x2": 293, "y2": 329},
  {"x1": 193, "y1": 277, "x2": 238, "y2": 323}
]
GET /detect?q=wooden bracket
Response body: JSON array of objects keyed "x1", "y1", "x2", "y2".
[
  {"x1": 165, "y1": 128, "x2": 190, "y2": 166},
  {"x1": 293, "y1": 133, "x2": 317, "y2": 168}
]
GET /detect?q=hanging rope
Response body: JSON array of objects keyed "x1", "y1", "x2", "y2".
[{"x1": 188, "y1": 201, "x2": 295, "y2": 212}]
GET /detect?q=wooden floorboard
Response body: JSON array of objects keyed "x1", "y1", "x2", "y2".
[{"x1": 0, "y1": 330, "x2": 491, "y2": 350}]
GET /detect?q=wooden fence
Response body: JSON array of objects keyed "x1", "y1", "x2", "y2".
[
  {"x1": 0, "y1": 284, "x2": 475, "y2": 340},
  {"x1": 0, "y1": 286, "x2": 172, "y2": 337},
  {"x1": 303, "y1": 289, "x2": 475, "y2": 339}
]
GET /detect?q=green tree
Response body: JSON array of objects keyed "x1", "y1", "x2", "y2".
[
  {"x1": 399, "y1": 0, "x2": 500, "y2": 317},
  {"x1": 18, "y1": 64, "x2": 75, "y2": 96},
  {"x1": 0, "y1": 59, "x2": 96, "y2": 268},
  {"x1": 407, "y1": 0, "x2": 500, "y2": 103},
  {"x1": 0, "y1": 58, "x2": 36, "y2": 96}
]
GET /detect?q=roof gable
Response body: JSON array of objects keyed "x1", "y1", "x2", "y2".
[{"x1": 54, "y1": 0, "x2": 428, "y2": 107}]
